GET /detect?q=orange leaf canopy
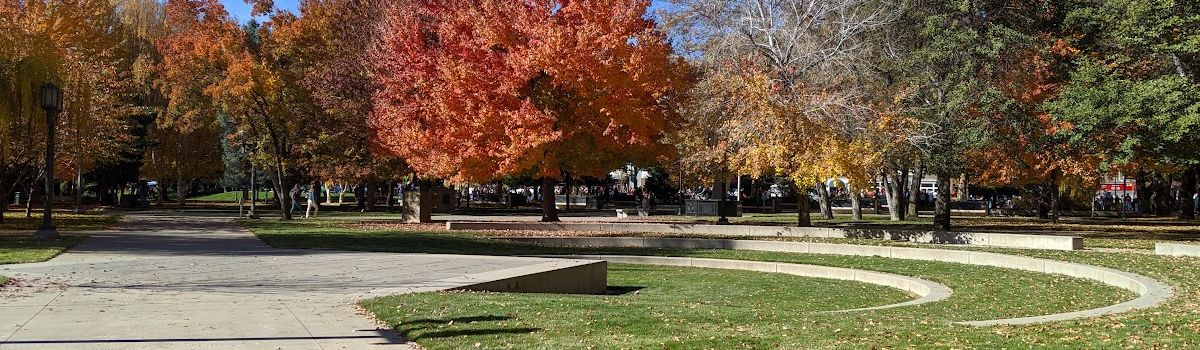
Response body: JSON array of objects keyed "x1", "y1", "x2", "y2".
[{"x1": 370, "y1": 0, "x2": 686, "y2": 184}]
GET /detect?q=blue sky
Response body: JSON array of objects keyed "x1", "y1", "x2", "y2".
[
  {"x1": 220, "y1": 0, "x2": 672, "y2": 23},
  {"x1": 220, "y1": 0, "x2": 298, "y2": 22}
]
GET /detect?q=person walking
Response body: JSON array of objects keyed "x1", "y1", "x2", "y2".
[
  {"x1": 305, "y1": 185, "x2": 319, "y2": 218},
  {"x1": 289, "y1": 184, "x2": 301, "y2": 214}
]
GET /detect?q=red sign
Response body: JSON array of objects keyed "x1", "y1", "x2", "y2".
[{"x1": 1100, "y1": 184, "x2": 1134, "y2": 191}]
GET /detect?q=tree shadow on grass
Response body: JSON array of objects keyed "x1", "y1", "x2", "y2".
[
  {"x1": 403, "y1": 315, "x2": 513, "y2": 325},
  {"x1": 395, "y1": 315, "x2": 540, "y2": 341},
  {"x1": 607, "y1": 285, "x2": 644, "y2": 295},
  {"x1": 412, "y1": 328, "x2": 540, "y2": 340}
]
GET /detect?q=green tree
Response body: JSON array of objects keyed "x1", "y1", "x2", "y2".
[
  {"x1": 1047, "y1": 0, "x2": 1200, "y2": 219},
  {"x1": 890, "y1": 0, "x2": 1030, "y2": 230}
]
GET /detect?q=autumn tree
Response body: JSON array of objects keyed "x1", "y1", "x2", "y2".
[
  {"x1": 219, "y1": 12, "x2": 321, "y2": 219},
  {"x1": 664, "y1": 0, "x2": 897, "y2": 225},
  {"x1": 271, "y1": 0, "x2": 410, "y2": 198},
  {"x1": 964, "y1": 4, "x2": 1111, "y2": 222},
  {"x1": 142, "y1": 124, "x2": 224, "y2": 203},
  {"x1": 371, "y1": 0, "x2": 688, "y2": 221},
  {"x1": 1046, "y1": 0, "x2": 1200, "y2": 219},
  {"x1": 155, "y1": 0, "x2": 239, "y2": 206},
  {"x1": 1, "y1": 0, "x2": 132, "y2": 219}
]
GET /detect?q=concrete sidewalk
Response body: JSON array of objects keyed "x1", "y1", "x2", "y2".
[{"x1": 0, "y1": 213, "x2": 576, "y2": 349}]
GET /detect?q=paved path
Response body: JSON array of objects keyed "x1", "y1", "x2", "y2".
[{"x1": 0, "y1": 213, "x2": 581, "y2": 349}]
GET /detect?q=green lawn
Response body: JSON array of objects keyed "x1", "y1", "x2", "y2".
[
  {"x1": 188, "y1": 191, "x2": 277, "y2": 202},
  {"x1": 0, "y1": 212, "x2": 120, "y2": 231},
  {"x1": 0, "y1": 212, "x2": 112, "y2": 285},
  {"x1": 237, "y1": 219, "x2": 1196, "y2": 349},
  {"x1": 364, "y1": 264, "x2": 912, "y2": 349},
  {"x1": 0, "y1": 235, "x2": 85, "y2": 285}
]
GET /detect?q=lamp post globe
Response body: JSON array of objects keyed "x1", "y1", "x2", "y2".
[
  {"x1": 35, "y1": 83, "x2": 62, "y2": 241},
  {"x1": 41, "y1": 83, "x2": 62, "y2": 111}
]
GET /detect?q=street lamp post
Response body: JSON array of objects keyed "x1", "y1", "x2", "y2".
[
  {"x1": 35, "y1": 83, "x2": 62, "y2": 241},
  {"x1": 241, "y1": 140, "x2": 259, "y2": 219}
]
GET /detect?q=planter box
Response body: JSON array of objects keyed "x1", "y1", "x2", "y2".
[{"x1": 684, "y1": 199, "x2": 741, "y2": 217}]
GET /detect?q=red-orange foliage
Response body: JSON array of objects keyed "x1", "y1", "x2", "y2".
[
  {"x1": 369, "y1": 0, "x2": 688, "y2": 183},
  {"x1": 156, "y1": 0, "x2": 241, "y2": 133},
  {"x1": 970, "y1": 34, "x2": 1101, "y2": 188}
]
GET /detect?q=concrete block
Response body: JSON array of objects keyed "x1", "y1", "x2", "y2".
[
  {"x1": 982, "y1": 233, "x2": 1082, "y2": 251},
  {"x1": 559, "y1": 237, "x2": 645, "y2": 247},
  {"x1": 1155, "y1": 242, "x2": 1200, "y2": 258},
  {"x1": 927, "y1": 231, "x2": 981, "y2": 245},
  {"x1": 839, "y1": 228, "x2": 899, "y2": 240},
  {"x1": 455, "y1": 260, "x2": 608, "y2": 295},
  {"x1": 497, "y1": 237, "x2": 564, "y2": 246},
  {"x1": 744, "y1": 226, "x2": 791, "y2": 236},
  {"x1": 402, "y1": 190, "x2": 433, "y2": 223},
  {"x1": 655, "y1": 238, "x2": 736, "y2": 249}
]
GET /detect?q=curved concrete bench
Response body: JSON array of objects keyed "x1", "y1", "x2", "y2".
[
  {"x1": 502, "y1": 237, "x2": 1173, "y2": 326},
  {"x1": 449, "y1": 221, "x2": 1084, "y2": 250},
  {"x1": 538, "y1": 255, "x2": 952, "y2": 313}
]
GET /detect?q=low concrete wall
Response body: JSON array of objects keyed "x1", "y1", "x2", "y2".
[
  {"x1": 499, "y1": 237, "x2": 1172, "y2": 326},
  {"x1": 540, "y1": 255, "x2": 952, "y2": 313},
  {"x1": 1155, "y1": 242, "x2": 1200, "y2": 258},
  {"x1": 448, "y1": 259, "x2": 608, "y2": 295},
  {"x1": 448, "y1": 221, "x2": 1083, "y2": 250}
]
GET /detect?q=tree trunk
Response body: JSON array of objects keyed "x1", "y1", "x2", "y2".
[
  {"x1": 365, "y1": 182, "x2": 377, "y2": 212},
  {"x1": 25, "y1": 180, "x2": 35, "y2": 217},
  {"x1": 540, "y1": 177, "x2": 559, "y2": 222},
  {"x1": 156, "y1": 179, "x2": 166, "y2": 206},
  {"x1": 796, "y1": 184, "x2": 811, "y2": 227},
  {"x1": 249, "y1": 166, "x2": 257, "y2": 218},
  {"x1": 934, "y1": 173, "x2": 951, "y2": 230},
  {"x1": 273, "y1": 160, "x2": 291, "y2": 220},
  {"x1": 387, "y1": 181, "x2": 397, "y2": 212},
  {"x1": 848, "y1": 181, "x2": 862, "y2": 220},
  {"x1": 957, "y1": 173, "x2": 970, "y2": 201},
  {"x1": 908, "y1": 163, "x2": 922, "y2": 218},
  {"x1": 898, "y1": 167, "x2": 909, "y2": 216},
  {"x1": 0, "y1": 162, "x2": 5, "y2": 224},
  {"x1": 564, "y1": 173, "x2": 572, "y2": 212},
  {"x1": 175, "y1": 168, "x2": 186, "y2": 206},
  {"x1": 0, "y1": 189, "x2": 8, "y2": 224},
  {"x1": 1050, "y1": 170, "x2": 1062, "y2": 223},
  {"x1": 873, "y1": 173, "x2": 882, "y2": 215},
  {"x1": 1180, "y1": 166, "x2": 1197, "y2": 220},
  {"x1": 1155, "y1": 175, "x2": 1173, "y2": 216},
  {"x1": 814, "y1": 181, "x2": 834, "y2": 219},
  {"x1": 713, "y1": 175, "x2": 729, "y2": 223},
  {"x1": 884, "y1": 168, "x2": 905, "y2": 221},
  {"x1": 73, "y1": 164, "x2": 83, "y2": 213},
  {"x1": 1136, "y1": 172, "x2": 1150, "y2": 215},
  {"x1": 338, "y1": 183, "x2": 346, "y2": 204}
]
